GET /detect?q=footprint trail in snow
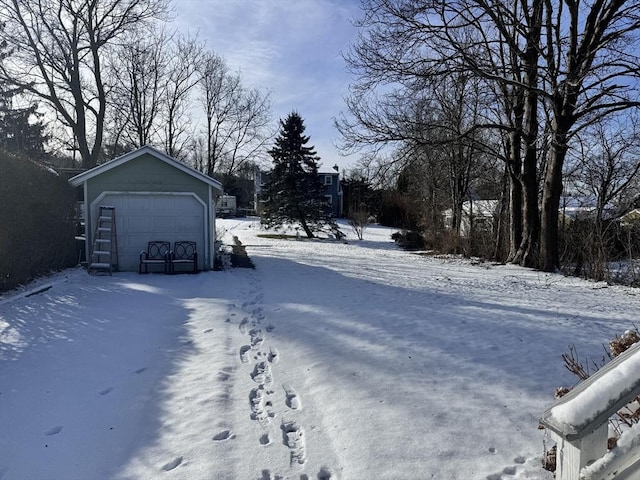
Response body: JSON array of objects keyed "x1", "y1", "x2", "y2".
[{"x1": 233, "y1": 266, "x2": 338, "y2": 478}]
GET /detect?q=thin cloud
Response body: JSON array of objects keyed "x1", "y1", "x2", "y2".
[{"x1": 172, "y1": 0, "x2": 360, "y2": 169}]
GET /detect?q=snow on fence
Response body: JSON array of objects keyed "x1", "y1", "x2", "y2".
[{"x1": 540, "y1": 341, "x2": 640, "y2": 480}]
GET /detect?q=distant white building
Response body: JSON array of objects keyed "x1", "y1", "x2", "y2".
[
  {"x1": 558, "y1": 196, "x2": 619, "y2": 225},
  {"x1": 216, "y1": 194, "x2": 237, "y2": 217},
  {"x1": 619, "y1": 208, "x2": 640, "y2": 227},
  {"x1": 442, "y1": 200, "x2": 499, "y2": 237}
]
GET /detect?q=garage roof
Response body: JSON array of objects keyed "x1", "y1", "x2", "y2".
[{"x1": 69, "y1": 145, "x2": 223, "y2": 192}]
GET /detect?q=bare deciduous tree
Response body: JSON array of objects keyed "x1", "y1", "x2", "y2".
[
  {"x1": 0, "y1": 0, "x2": 168, "y2": 168},
  {"x1": 561, "y1": 114, "x2": 640, "y2": 279},
  {"x1": 340, "y1": 0, "x2": 640, "y2": 272},
  {"x1": 349, "y1": 208, "x2": 370, "y2": 240},
  {"x1": 107, "y1": 26, "x2": 170, "y2": 150},
  {"x1": 198, "y1": 52, "x2": 235, "y2": 176},
  {"x1": 576, "y1": 116, "x2": 640, "y2": 223},
  {"x1": 338, "y1": 0, "x2": 538, "y2": 260},
  {"x1": 197, "y1": 51, "x2": 272, "y2": 180},
  {"x1": 163, "y1": 35, "x2": 202, "y2": 159},
  {"x1": 539, "y1": 0, "x2": 640, "y2": 271}
]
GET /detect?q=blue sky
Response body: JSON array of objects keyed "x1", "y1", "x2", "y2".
[{"x1": 172, "y1": 0, "x2": 362, "y2": 172}]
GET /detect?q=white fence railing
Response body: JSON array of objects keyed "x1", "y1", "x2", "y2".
[{"x1": 540, "y1": 341, "x2": 640, "y2": 480}]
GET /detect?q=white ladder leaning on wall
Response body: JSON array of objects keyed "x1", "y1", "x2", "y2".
[{"x1": 88, "y1": 206, "x2": 119, "y2": 275}]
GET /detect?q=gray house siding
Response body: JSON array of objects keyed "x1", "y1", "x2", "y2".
[
  {"x1": 254, "y1": 169, "x2": 343, "y2": 217},
  {"x1": 320, "y1": 172, "x2": 342, "y2": 217}
]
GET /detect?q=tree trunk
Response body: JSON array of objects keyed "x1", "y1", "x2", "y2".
[
  {"x1": 513, "y1": 146, "x2": 540, "y2": 267},
  {"x1": 299, "y1": 217, "x2": 314, "y2": 238},
  {"x1": 493, "y1": 166, "x2": 510, "y2": 262},
  {"x1": 540, "y1": 135, "x2": 567, "y2": 271},
  {"x1": 512, "y1": 1, "x2": 542, "y2": 268},
  {"x1": 505, "y1": 131, "x2": 523, "y2": 262}
]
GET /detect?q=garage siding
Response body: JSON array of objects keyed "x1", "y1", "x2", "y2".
[
  {"x1": 86, "y1": 154, "x2": 210, "y2": 204},
  {"x1": 96, "y1": 193, "x2": 205, "y2": 271}
]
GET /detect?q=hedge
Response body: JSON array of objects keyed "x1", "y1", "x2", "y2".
[{"x1": 0, "y1": 151, "x2": 77, "y2": 292}]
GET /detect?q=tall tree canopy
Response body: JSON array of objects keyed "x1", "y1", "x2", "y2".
[
  {"x1": 339, "y1": 0, "x2": 640, "y2": 271},
  {"x1": 196, "y1": 51, "x2": 272, "y2": 179},
  {"x1": 261, "y1": 112, "x2": 336, "y2": 238},
  {"x1": 0, "y1": 0, "x2": 168, "y2": 168}
]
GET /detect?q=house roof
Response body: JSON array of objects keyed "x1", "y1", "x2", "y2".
[
  {"x1": 443, "y1": 200, "x2": 499, "y2": 217},
  {"x1": 68, "y1": 145, "x2": 223, "y2": 192},
  {"x1": 620, "y1": 208, "x2": 640, "y2": 225}
]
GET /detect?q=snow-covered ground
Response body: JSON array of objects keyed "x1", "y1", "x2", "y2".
[{"x1": 1, "y1": 218, "x2": 638, "y2": 480}]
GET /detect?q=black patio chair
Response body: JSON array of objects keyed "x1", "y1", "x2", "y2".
[
  {"x1": 169, "y1": 241, "x2": 198, "y2": 274},
  {"x1": 139, "y1": 241, "x2": 170, "y2": 274}
]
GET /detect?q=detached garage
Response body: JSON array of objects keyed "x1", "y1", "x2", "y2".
[{"x1": 70, "y1": 146, "x2": 223, "y2": 272}]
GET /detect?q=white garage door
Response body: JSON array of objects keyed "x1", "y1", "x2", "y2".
[{"x1": 94, "y1": 193, "x2": 205, "y2": 271}]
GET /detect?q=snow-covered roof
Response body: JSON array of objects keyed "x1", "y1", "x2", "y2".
[
  {"x1": 442, "y1": 200, "x2": 499, "y2": 218},
  {"x1": 619, "y1": 208, "x2": 640, "y2": 225},
  {"x1": 68, "y1": 145, "x2": 223, "y2": 192}
]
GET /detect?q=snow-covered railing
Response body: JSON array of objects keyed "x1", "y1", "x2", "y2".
[{"x1": 540, "y1": 341, "x2": 640, "y2": 480}]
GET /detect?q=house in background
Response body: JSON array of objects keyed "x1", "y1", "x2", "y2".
[
  {"x1": 69, "y1": 145, "x2": 223, "y2": 272},
  {"x1": 442, "y1": 200, "x2": 499, "y2": 237},
  {"x1": 254, "y1": 166, "x2": 343, "y2": 217},
  {"x1": 618, "y1": 208, "x2": 640, "y2": 227},
  {"x1": 216, "y1": 194, "x2": 237, "y2": 218},
  {"x1": 557, "y1": 196, "x2": 624, "y2": 227},
  {"x1": 319, "y1": 165, "x2": 343, "y2": 217}
]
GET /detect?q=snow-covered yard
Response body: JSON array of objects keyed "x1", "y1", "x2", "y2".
[{"x1": 1, "y1": 218, "x2": 638, "y2": 480}]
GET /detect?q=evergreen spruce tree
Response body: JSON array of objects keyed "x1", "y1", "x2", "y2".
[
  {"x1": 0, "y1": 29, "x2": 46, "y2": 156},
  {"x1": 0, "y1": 91, "x2": 46, "y2": 155},
  {"x1": 261, "y1": 112, "x2": 337, "y2": 238}
]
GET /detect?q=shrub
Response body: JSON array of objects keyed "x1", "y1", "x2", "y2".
[
  {"x1": 559, "y1": 217, "x2": 640, "y2": 285},
  {"x1": 377, "y1": 191, "x2": 421, "y2": 230},
  {"x1": 436, "y1": 230, "x2": 468, "y2": 256},
  {"x1": 0, "y1": 151, "x2": 77, "y2": 292},
  {"x1": 349, "y1": 208, "x2": 370, "y2": 240},
  {"x1": 391, "y1": 230, "x2": 426, "y2": 250}
]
